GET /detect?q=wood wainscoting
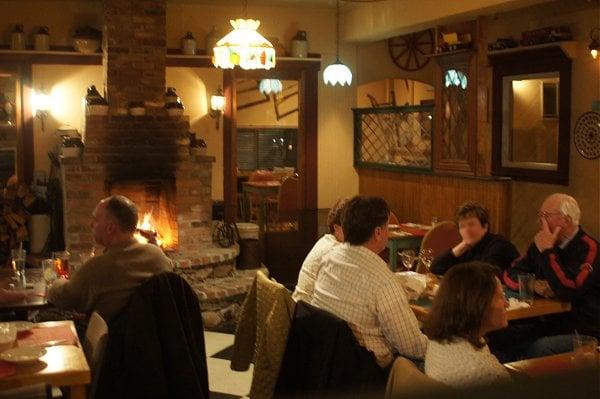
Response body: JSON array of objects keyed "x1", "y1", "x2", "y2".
[{"x1": 359, "y1": 169, "x2": 512, "y2": 236}]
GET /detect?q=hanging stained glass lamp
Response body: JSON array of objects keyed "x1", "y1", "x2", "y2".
[{"x1": 213, "y1": 19, "x2": 276, "y2": 70}]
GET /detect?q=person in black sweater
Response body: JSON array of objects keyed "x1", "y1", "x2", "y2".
[{"x1": 431, "y1": 201, "x2": 519, "y2": 276}]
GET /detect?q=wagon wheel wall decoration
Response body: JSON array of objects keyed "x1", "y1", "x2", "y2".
[
  {"x1": 573, "y1": 111, "x2": 600, "y2": 160},
  {"x1": 388, "y1": 29, "x2": 434, "y2": 71}
]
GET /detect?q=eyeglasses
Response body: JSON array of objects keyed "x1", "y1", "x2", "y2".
[{"x1": 537, "y1": 211, "x2": 563, "y2": 219}]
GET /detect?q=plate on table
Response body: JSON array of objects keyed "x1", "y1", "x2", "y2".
[
  {"x1": 0, "y1": 347, "x2": 46, "y2": 364},
  {"x1": 11, "y1": 321, "x2": 34, "y2": 333}
]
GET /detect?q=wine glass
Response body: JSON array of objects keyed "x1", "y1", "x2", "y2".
[
  {"x1": 400, "y1": 250, "x2": 416, "y2": 271},
  {"x1": 419, "y1": 248, "x2": 434, "y2": 272}
]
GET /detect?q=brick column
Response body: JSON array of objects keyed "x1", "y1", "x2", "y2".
[{"x1": 103, "y1": 0, "x2": 166, "y2": 113}]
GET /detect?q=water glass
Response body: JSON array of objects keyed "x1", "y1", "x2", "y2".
[
  {"x1": 52, "y1": 251, "x2": 71, "y2": 279},
  {"x1": 419, "y1": 248, "x2": 434, "y2": 273},
  {"x1": 42, "y1": 258, "x2": 58, "y2": 284},
  {"x1": 10, "y1": 248, "x2": 26, "y2": 289},
  {"x1": 573, "y1": 334, "x2": 598, "y2": 367},
  {"x1": 518, "y1": 273, "x2": 535, "y2": 305},
  {"x1": 400, "y1": 250, "x2": 416, "y2": 271},
  {"x1": 0, "y1": 323, "x2": 17, "y2": 352}
]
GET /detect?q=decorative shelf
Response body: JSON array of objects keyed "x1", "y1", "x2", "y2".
[
  {"x1": 427, "y1": 48, "x2": 476, "y2": 58},
  {"x1": 487, "y1": 41, "x2": 577, "y2": 59}
]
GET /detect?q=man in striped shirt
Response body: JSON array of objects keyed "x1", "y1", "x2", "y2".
[
  {"x1": 311, "y1": 196, "x2": 428, "y2": 368},
  {"x1": 504, "y1": 193, "x2": 599, "y2": 348}
]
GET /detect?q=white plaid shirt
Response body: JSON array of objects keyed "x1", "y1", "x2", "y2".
[
  {"x1": 292, "y1": 234, "x2": 339, "y2": 303},
  {"x1": 311, "y1": 243, "x2": 428, "y2": 367}
]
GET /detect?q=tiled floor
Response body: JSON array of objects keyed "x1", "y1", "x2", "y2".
[{"x1": 205, "y1": 331, "x2": 252, "y2": 399}]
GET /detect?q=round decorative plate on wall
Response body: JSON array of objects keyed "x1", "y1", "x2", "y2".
[
  {"x1": 573, "y1": 111, "x2": 600, "y2": 160},
  {"x1": 388, "y1": 29, "x2": 434, "y2": 71}
]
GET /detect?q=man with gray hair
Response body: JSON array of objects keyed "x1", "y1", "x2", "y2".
[
  {"x1": 504, "y1": 193, "x2": 599, "y2": 341},
  {"x1": 48, "y1": 195, "x2": 173, "y2": 322}
]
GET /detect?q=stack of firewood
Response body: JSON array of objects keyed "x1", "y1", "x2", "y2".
[{"x1": 0, "y1": 176, "x2": 35, "y2": 255}]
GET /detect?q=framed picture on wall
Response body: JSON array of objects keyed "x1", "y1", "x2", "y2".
[{"x1": 541, "y1": 81, "x2": 559, "y2": 119}]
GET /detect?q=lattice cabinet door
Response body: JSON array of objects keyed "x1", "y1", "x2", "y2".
[{"x1": 433, "y1": 51, "x2": 477, "y2": 174}]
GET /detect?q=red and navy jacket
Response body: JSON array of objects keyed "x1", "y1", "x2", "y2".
[{"x1": 503, "y1": 228, "x2": 600, "y2": 339}]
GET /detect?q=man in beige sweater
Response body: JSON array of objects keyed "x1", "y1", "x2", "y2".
[{"x1": 48, "y1": 195, "x2": 173, "y2": 322}]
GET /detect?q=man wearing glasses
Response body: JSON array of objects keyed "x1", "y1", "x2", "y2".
[{"x1": 502, "y1": 193, "x2": 599, "y2": 356}]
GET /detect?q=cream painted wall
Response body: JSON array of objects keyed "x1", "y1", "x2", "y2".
[
  {"x1": 0, "y1": 0, "x2": 359, "y2": 208},
  {"x1": 165, "y1": 67, "x2": 224, "y2": 200},
  {"x1": 31, "y1": 65, "x2": 104, "y2": 174}
]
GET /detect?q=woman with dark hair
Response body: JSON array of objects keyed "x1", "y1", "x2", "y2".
[{"x1": 424, "y1": 262, "x2": 510, "y2": 388}]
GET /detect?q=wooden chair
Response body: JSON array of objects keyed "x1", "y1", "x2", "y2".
[
  {"x1": 418, "y1": 221, "x2": 461, "y2": 272},
  {"x1": 385, "y1": 357, "x2": 450, "y2": 398},
  {"x1": 246, "y1": 170, "x2": 278, "y2": 222},
  {"x1": 267, "y1": 174, "x2": 299, "y2": 230},
  {"x1": 84, "y1": 312, "x2": 109, "y2": 399}
]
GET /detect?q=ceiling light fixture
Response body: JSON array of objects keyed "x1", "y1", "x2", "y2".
[
  {"x1": 212, "y1": 0, "x2": 276, "y2": 70},
  {"x1": 323, "y1": 0, "x2": 352, "y2": 86},
  {"x1": 258, "y1": 79, "x2": 283, "y2": 95}
]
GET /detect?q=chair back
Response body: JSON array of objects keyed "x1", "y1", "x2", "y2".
[
  {"x1": 232, "y1": 270, "x2": 295, "y2": 399},
  {"x1": 419, "y1": 221, "x2": 461, "y2": 261},
  {"x1": 275, "y1": 301, "x2": 386, "y2": 398},
  {"x1": 250, "y1": 170, "x2": 276, "y2": 182},
  {"x1": 385, "y1": 357, "x2": 450, "y2": 398},
  {"x1": 277, "y1": 174, "x2": 299, "y2": 217},
  {"x1": 84, "y1": 311, "x2": 109, "y2": 399},
  {"x1": 389, "y1": 211, "x2": 400, "y2": 225}
]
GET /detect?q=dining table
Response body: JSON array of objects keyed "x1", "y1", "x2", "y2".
[
  {"x1": 409, "y1": 288, "x2": 571, "y2": 323},
  {"x1": 0, "y1": 320, "x2": 90, "y2": 398},
  {"x1": 504, "y1": 351, "x2": 599, "y2": 377},
  {"x1": 242, "y1": 180, "x2": 281, "y2": 232},
  {"x1": 386, "y1": 223, "x2": 431, "y2": 271},
  {"x1": 0, "y1": 269, "x2": 50, "y2": 320}
]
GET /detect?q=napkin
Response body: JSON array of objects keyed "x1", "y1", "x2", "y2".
[
  {"x1": 507, "y1": 297, "x2": 531, "y2": 310},
  {"x1": 395, "y1": 272, "x2": 427, "y2": 300}
]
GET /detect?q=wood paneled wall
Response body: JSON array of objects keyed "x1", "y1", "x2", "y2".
[{"x1": 359, "y1": 169, "x2": 512, "y2": 236}]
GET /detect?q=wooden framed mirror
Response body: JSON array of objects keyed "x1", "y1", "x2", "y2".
[{"x1": 490, "y1": 47, "x2": 571, "y2": 185}]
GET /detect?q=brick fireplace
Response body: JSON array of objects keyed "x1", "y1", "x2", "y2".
[{"x1": 60, "y1": 0, "x2": 229, "y2": 266}]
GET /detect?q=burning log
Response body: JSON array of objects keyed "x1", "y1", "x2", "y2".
[{"x1": 136, "y1": 228, "x2": 159, "y2": 246}]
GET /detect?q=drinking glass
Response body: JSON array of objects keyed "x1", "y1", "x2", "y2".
[
  {"x1": 573, "y1": 334, "x2": 598, "y2": 367},
  {"x1": 0, "y1": 323, "x2": 17, "y2": 352},
  {"x1": 52, "y1": 251, "x2": 71, "y2": 279},
  {"x1": 42, "y1": 258, "x2": 57, "y2": 285},
  {"x1": 400, "y1": 250, "x2": 416, "y2": 271},
  {"x1": 419, "y1": 248, "x2": 434, "y2": 272},
  {"x1": 518, "y1": 273, "x2": 535, "y2": 305},
  {"x1": 10, "y1": 248, "x2": 26, "y2": 289}
]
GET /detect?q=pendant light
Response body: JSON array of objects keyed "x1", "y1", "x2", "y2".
[
  {"x1": 323, "y1": 0, "x2": 352, "y2": 86},
  {"x1": 212, "y1": 0, "x2": 276, "y2": 70}
]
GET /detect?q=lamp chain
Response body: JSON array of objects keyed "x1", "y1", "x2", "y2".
[
  {"x1": 335, "y1": 0, "x2": 340, "y2": 61},
  {"x1": 243, "y1": 0, "x2": 248, "y2": 18}
]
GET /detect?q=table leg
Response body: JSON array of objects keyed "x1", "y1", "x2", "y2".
[
  {"x1": 66, "y1": 385, "x2": 86, "y2": 399},
  {"x1": 388, "y1": 241, "x2": 399, "y2": 272}
]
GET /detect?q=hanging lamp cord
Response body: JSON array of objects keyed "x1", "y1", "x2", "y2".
[
  {"x1": 243, "y1": 0, "x2": 248, "y2": 18},
  {"x1": 335, "y1": 0, "x2": 340, "y2": 62}
]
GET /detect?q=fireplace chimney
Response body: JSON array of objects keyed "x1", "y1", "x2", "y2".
[{"x1": 103, "y1": 0, "x2": 166, "y2": 113}]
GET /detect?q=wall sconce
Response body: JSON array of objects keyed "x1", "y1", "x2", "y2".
[
  {"x1": 32, "y1": 88, "x2": 51, "y2": 132},
  {"x1": 589, "y1": 28, "x2": 599, "y2": 59},
  {"x1": 210, "y1": 87, "x2": 225, "y2": 129}
]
